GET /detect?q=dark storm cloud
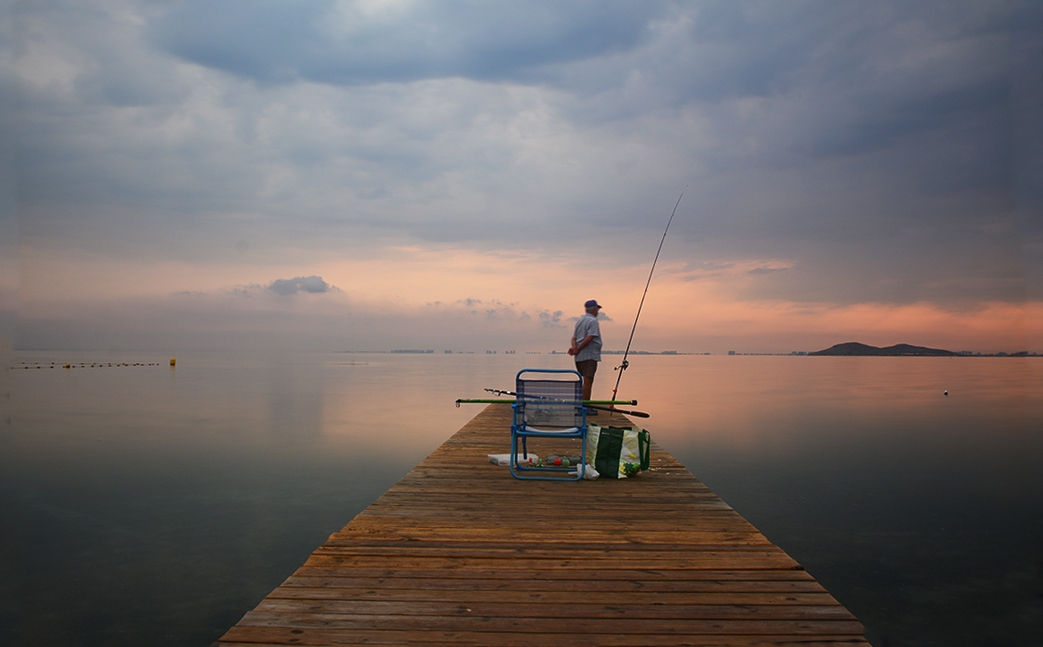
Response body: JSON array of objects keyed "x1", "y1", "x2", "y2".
[{"x1": 152, "y1": 0, "x2": 665, "y2": 85}]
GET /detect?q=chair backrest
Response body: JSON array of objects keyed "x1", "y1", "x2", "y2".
[{"x1": 514, "y1": 369, "x2": 585, "y2": 430}]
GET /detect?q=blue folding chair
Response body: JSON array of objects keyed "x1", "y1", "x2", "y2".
[{"x1": 510, "y1": 368, "x2": 588, "y2": 480}]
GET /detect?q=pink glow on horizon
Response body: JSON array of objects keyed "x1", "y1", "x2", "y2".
[{"x1": 14, "y1": 244, "x2": 1041, "y2": 354}]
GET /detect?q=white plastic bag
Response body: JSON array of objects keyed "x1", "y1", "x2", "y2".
[
  {"x1": 487, "y1": 453, "x2": 538, "y2": 466},
  {"x1": 580, "y1": 463, "x2": 599, "y2": 480}
]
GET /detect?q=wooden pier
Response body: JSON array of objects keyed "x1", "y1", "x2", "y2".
[{"x1": 219, "y1": 405, "x2": 869, "y2": 646}]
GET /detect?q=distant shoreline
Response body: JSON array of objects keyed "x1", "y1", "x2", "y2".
[
  {"x1": 332, "y1": 345, "x2": 1039, "y2": 357},
  {"x1": 809, "y1": 342, "x2": 1039, "y2": 357}
]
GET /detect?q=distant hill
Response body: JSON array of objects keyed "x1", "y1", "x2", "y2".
[{"x1": 810, "y1": 342, "x2": 955, "y2": 356}]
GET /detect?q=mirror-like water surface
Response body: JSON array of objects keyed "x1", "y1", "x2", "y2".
[{"x1": 2, "y1": 352, "x2": 1040, "y2": 646}]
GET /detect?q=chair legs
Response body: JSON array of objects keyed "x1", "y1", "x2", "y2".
[{"x1": 509, "y1": 433, "x2": 586, "y2": 481}]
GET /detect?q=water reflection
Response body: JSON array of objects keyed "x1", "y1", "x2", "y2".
[
  {"x1": 618, "y1": 356, "x2": 1042, "y2": 647},
  {"x1": 2, "y1": 351, "x2": 1040, "y2": 646}
]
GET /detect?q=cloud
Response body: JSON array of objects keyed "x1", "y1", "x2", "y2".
[
  {"x1": 6, "y1": 0, "x2": 1040, "y2": 354},
  {"x1": 538, "y1": 309, "x2": 564, "y2": 328},
  {"x1": 746, "y1": 266, "x2": 786, "y2": 276},
  {"x1": 151, "y1": 1, "x2": 665, "y2": 86},
  {"x1": 267, "y1": 276, "x2": 334, "y2": 296}
]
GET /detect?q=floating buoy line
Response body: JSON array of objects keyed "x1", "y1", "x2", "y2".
[{"x1": 10, "y1": 358, "x2": 176, "y2": 370}]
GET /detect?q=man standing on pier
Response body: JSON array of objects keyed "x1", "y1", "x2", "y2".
[{"x1": 568, "y1": 299, "x2": 602, "y2": 401}]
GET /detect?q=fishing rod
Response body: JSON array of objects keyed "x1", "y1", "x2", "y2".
[
  {"x1": 470, "y1": 388, "x2": 650, "y2": 418},
  {"x1": 610, "y1": 189, "x2": 685, "y2": 404},
  {"x1": 483, "y1": 389, "x2": 636, "y2": 405},
  {"x1": 458, "y1": 398, "x2": 649, "y2": 419},
  {"x1": 457, "y1": 398, "x2": 635, "y2": 405}
]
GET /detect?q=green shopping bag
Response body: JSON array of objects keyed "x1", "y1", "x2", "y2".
[{"x1": 586, "y1": 424, "x2": 651, "y2": 479}]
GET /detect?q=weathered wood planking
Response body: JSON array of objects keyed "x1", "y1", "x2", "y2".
[{"x1": 219, "y1": 404, "x2": 869, "y2": 646}]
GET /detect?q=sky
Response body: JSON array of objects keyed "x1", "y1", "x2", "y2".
[{"x1": 2, "y1": 0, "x2": 1041, "y2": 355}]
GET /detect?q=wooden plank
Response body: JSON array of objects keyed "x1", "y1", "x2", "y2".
[
  {"x1": 218, "y1": 404, "x2": 869, "y2": 646},
  {"x1": 282, "y1": 573, "x2": 828, "y2": 591},
  {"x1": 249, "y1": 598, "x2": 856, "y2": 619},
  {"x1": 220, "y1": 631, "x2": 869, "y2": 647},
  {"x1": 269, "y1": 589, "x2": 843, "y2": 605}
]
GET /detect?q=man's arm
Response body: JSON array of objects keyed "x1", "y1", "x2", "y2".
[{"x1": 569, "y1": 335, "x2": 595, "y2": 355}]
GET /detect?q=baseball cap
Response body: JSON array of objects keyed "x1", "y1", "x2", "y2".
[{"x1": 585, "y1": 299, "x2": 602, "y2": 308}]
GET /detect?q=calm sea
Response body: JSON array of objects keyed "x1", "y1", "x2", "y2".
[{"x1": 2, "y1": 351, "x2": 1041, "y2": 647}]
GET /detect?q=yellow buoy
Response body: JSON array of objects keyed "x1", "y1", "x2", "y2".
[{"x1": 170, "y1": 358, "x2": 176, "y2": 367}]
